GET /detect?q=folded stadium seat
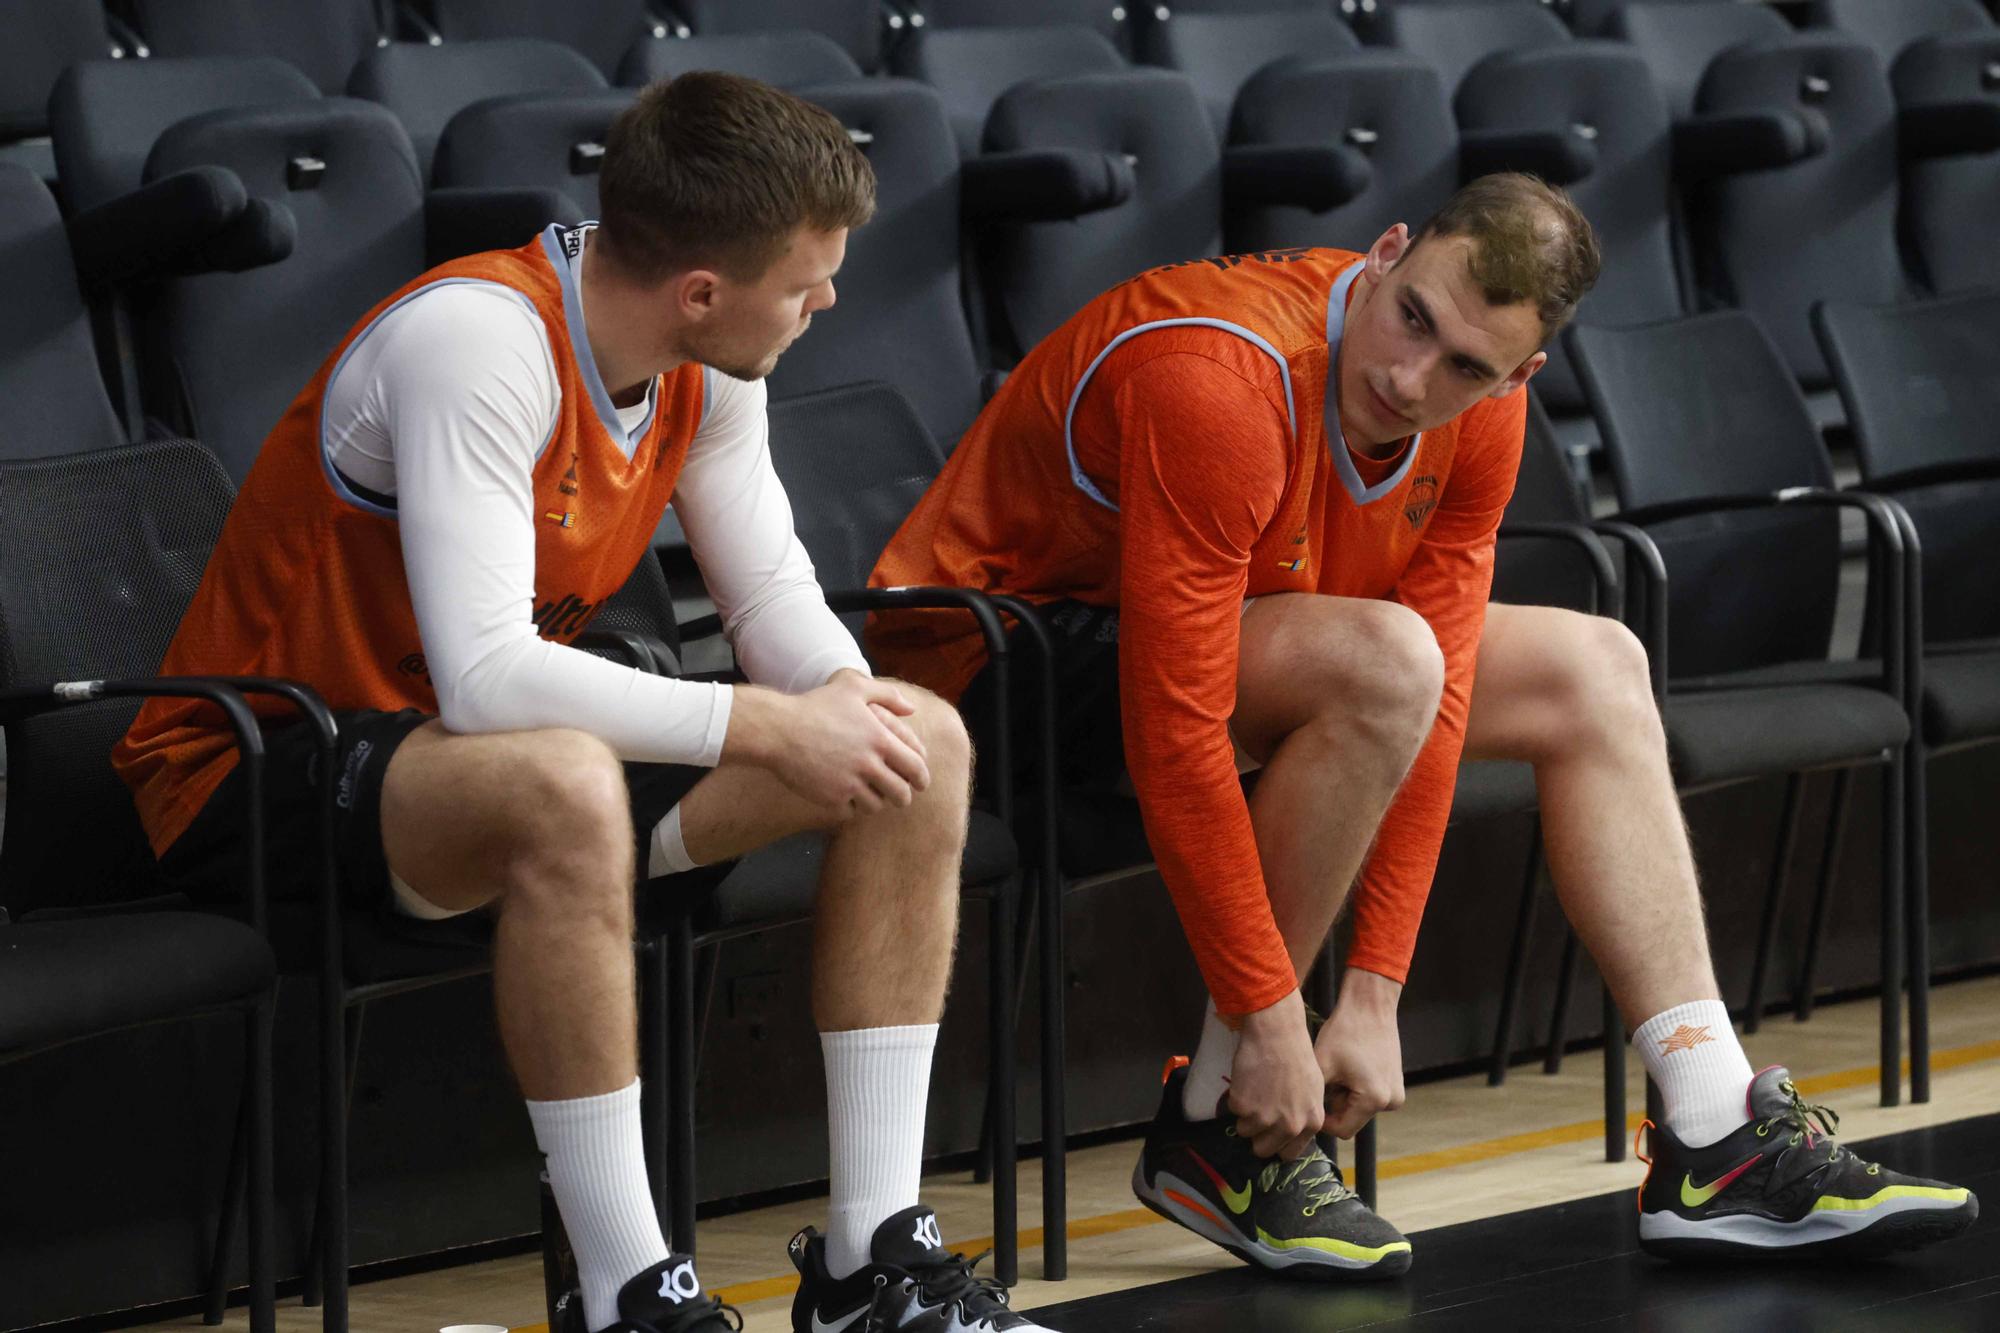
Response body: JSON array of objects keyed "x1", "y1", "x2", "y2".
[
  {"x1": 1569, "y1": 309, "x2": 1924, "y2": 1107},
  {"x1": 1684, "y1": 33, "x2": 1910, "y2": 399},
  {"x1": 1887, "y1": 30, "x2": 2000, "y2": 292},
  {"x1": 431, "y1": 90, "x2": 634, "y2": 218},
  {"x1": 890, "y1": 10, "x2": 1127, "y2": 158},
  {"x1": 347, "y1": 37, "x2": 607, "y2": 182},
  {"x1": 48, "y1": 55, "x2": 321, "y2": 214},
  {"x1": 1224, "y1": 49, "x2": 1457, "y2": 253},
  {"x1": 419, "y1": 0, "x2": 672, "y2": 80},
  {"x1": 1132, "y1": 3, "x2": 1362, "y2": 139},
  {"x1": 0, "y1": 440, "x2": 281, "y2": 1331},
  {"x1": 1815, "y1": 290, "x2": 2000, "y2": 1092},
  {"x1": 0, "y1": 163, "x2": 127, "y2": 454},
  {"x1": 672, "y1": 0, "x2": 888, "y2": 74},
  {"x1": 1379, "y1": 0, "x2": 1572, "y2": 96},
  {"x1": 1806, "y1": 0, "x2": 1993, "y2": 62},
  {"x1": 112, "y1": 0, "x2": 390, "y2": 94},
  {"x1": 765, "y1": 82, "x2": 986, "y2": 449},
  {"x1": 618, "y1": 30, "x2": 865, "y2": 89},
  {"x1": 0, "y1": 0, "x2": 122, "y2": 185},
  {"x1": 1606, "y1": 0, "x2": 1797, "y2": 121}
]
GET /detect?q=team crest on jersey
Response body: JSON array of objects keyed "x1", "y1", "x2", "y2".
[{"x1": 1404, "y1": 475, "x2": 1440, "y2": 531}]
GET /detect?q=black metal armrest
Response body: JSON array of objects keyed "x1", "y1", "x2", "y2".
[
  {"x1": 575, "y1": 629, "x2": 682, "y2": 677},
  {"x1": 1860, "y1": 457, "x2": 2000, "y2": 495},
  {"x1": 1495, "y1": 520, "x2": 1620, "y2": 617},
  {"x1": 1617, "y1": 488, "x2": 1913, "y2": 701},
  {"x1": 1588, "y1": 519, "x2": 1668, "y2": 699},
  {"x1": 1223, "y1": 143, "x2": 1372, "y2": 211},
  {"x1": 0, "y1": 677, "x2": 272, "y2": 930},
  {"x1": 961, "y1": 148, "x2": 1136, "y2": 223},
  {"x1": 1673, "y1": 109, "x2": 1825, "y2": 180},
  {"x1": 1460, "y1": 127, "x2": 1598, "y2": 186}
]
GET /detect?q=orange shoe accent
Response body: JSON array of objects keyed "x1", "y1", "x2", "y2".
[
  {"x1": 1164, "y1": 1187, "x2": 1226, "y2": 1232},
  {"x1": 1634, "y1": 1117, "x2": 1656, "y2": 1214},
  {"x1": 1161, "y1": 1054, "x2": 1191, "y2": 1085}
]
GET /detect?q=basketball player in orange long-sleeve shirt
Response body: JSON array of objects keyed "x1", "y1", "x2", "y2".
[{"x1": 870, "y1": 175, "x2": 1975, "y2": 1275}]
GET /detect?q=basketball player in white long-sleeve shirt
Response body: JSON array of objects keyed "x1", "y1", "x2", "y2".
[{"x1": 116, "y1": 74, "x2": 1054, "y2": 1333}]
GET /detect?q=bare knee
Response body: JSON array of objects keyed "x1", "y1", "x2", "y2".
[
  {"x1": 492, "y1": 730, "x2": 633, "y2": 920},
  {"x1": 1556, "y1": 615, "x2": 1661, "y2": 753},
  {"x1": 1305, "y1": 601, "x2": 1445, "y2": 760},
  {"x1": 900, "y1": 684, "x2": 973, "y2": 812}
]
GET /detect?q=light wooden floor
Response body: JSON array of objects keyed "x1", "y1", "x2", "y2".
[{"x1": 146, "y1": 975, "x2": 2000, "y2": 1333}]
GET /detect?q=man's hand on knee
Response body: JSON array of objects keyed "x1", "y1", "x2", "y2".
[
  {"x1": 1315, "y1": 968, "x2": 1407, "y2": 1140},
  {"x1": 723, "y1": 669, "x2": 931, "y2": 815}
]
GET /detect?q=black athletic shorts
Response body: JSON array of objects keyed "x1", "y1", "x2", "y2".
[
  {"x1": 157, "y1": 708, "x2": 711, "y2": 920},
  {"x1": 961, "y1": 599, "x2": 1128, "y2": 795}
]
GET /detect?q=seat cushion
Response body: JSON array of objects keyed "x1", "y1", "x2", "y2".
[
  {"x1": 1449, "y1": 761, "x2": 1539, "y2": 825},
  {"x1": 1665, "y1": 683, "x2": 1910, "y2": 791},
  {"x1": 671, "y1": 810, "x2": 1018, "y2": 938},
  {"x1": 1924, "y1": 647, "x2": 2000, "y2": 748},
  {"x1": 0, "y1": 911, "x2": 274, "y2": 1056}
]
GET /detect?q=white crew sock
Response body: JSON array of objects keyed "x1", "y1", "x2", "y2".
[
  {"x1": 527, "y1": 1080, "x2": 671, "y2": 1332},
  {"x1": 1633, "y1": 999, "x2": 1757, "y2": 1148},
  {"x1": 823, "y1": 1023, "x2": 938, "y2": 1278},
  {"x1": 647, "y1": 803, "x2": 698, "y2": 878},
  {"x1": 1181, "y1": 999, "x2": 1239, "y2": 1122}
]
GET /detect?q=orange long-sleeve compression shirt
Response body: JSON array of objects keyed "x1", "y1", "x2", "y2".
[{"x1": 868, "y1": 248, "x2": 1524, "y2": 1015}]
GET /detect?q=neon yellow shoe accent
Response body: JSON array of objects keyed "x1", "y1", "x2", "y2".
[
  {"x1": 1219, "y1": 1178, "x2": 1253, "y2": 1215},
  {"x1": 1680, "y1": 1155, "x2": 1760, "y2": 1208},
  {"x1": 1810, "y1": 1185, "x2": 1970, "y2": 1213},
  {"x1": 1255, "y1": 1227, "x2": 1412, "y2": 1262}
]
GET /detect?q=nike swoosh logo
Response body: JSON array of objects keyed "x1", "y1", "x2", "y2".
[
  {"x1": 1681, "y1": 1155, "x2": 1761, "y2": 1208},
  {"x1": 1220, "y1": 1177, "x2": 1253, "y2": 1214},
  {"x1": 811, "y1": 1307, "x2": 866, "y2": 1333}
]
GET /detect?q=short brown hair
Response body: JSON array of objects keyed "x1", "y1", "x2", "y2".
[
  {"x1": 1405, "y1": 174, "x2": 1600, "y2": 340},
  {"x1": 596, "y1": 72, "x2": 876, "y2": 282}
]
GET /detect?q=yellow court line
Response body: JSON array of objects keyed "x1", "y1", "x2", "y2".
[{"x1": 506, "y1": 1034, "x2": 2000, "y2": 1326}]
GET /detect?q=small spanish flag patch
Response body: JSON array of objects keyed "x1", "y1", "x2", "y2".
[
  {"x1": 1277, "y1": 557, "x2": 1306, "y2": 572},
  {"x1": 545, "y1": 510, "x2": 576, "y2": 529}
]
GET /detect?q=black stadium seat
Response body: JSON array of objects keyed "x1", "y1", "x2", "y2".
[
  {"x1": 1686, "y1": 33, "x2": 1909, "y2": 390},
  {"x1": 0, "y1": 0, "x2": 119, "y2": 183},
  {"x1": 1806, "y1": 0, "x2": 1993, "y2": 63},
  {"x1": 1609, "y1": 0, "x2": 1795, "y2": 120},
  {"x1": 890, "y1": 22, "x2": 1127, "y2": 159},
  {"x1": 1890, "y1": 30, "x2": 2000, "y2": 292},
  {"x1": 114, "y1": 0, "x2": 390, "y2": 94},
  {"x1": 618, "y1": 30, "x2": 865, "y2": 90},
  {"x1": 421, "y1": 0, "x2": 670, "y2": 80},
  {"x1": 347, "y1": 37, "x2": 607, "y2": 181},
  {"x1": 977, "y1": 69, "x2": 1222, "y2": 360},
  {"x1": 769, "y1": 82, "x2": 986, "y2": 449},
  {"x1": 0, "y1": 163, "x2": 126, "y2": 455},
  {"x1": 48, "y1": 55, "x2": 320, "y2": 214},
  {"x1": 1381, "y1": 0, "x2": 1572, "y2": 95},
  {"x1": 1225, "y1": 49, "x2": 1456, "y2": 255},
  {"x1": 674, "y1": 0, "x2": 886, "y2": 74},
  {"x1": 913, "y1": 0, "x2": 1133, "y2": 52},
  {"x1": 1134, "y1": 3, "x2": 1361, "y2": 138},
  {"x1": 432, "y1": 90, "x2": 635, "y2": 227}
]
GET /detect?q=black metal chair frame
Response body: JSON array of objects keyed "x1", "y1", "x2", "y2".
[
  {"x1": 656, "y1": 584, "x2": 1028, "y2": 1284},
  {"x1": 1, "y1": 674, "x2": 283, "y2": 1331}
]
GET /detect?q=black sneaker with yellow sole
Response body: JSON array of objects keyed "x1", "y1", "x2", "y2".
[
  {"x1": 1131, "y1": 1065, "x2": 1411, "y2": 1280},
  {"x1": 1638, "y1": 1065, "x2": 1978, "y2": 1261}
]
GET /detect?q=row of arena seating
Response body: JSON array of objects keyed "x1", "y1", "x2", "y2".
[
  {"x1": 6, "y1": 0, "x2": 1999, "y2": 481},
  {"x1": 3, "y1": 0, "x2": 1999, "y2": 1326}
]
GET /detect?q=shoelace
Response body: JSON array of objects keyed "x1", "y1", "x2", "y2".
[
  {"x1": 1760, "y1": 1078, "x2": 1851, "y2": 1166},
  {"x1": 665, "y1": 1296, "x2": 742, "y2": 1332},
  {"x1": 864, "y1": 1247, "x2": 1011, "y2": 1331},
  {"x1": 1261, "y1": 1146, "x2": 1353, "y2": 1217}
]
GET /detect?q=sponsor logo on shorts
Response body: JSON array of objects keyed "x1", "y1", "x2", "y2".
[
  {"x1": 336, "y1": 739, "x2": 374, "y2": 811},
  {"x1": 532, "y1": 592, "x2": 598, "y2": 639}
]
